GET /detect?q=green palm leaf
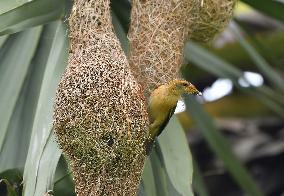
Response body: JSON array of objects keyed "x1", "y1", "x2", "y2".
[{"x1": 23, "y1": 21, "x2": 68, "y2": 196}]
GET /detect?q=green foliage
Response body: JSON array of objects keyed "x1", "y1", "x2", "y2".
[
  {"x1": 23, "y1": 21, "x2": 68, "y2": 196},
  {"x1": 0, "y1": 0, "x2": 283, "y2": 195},
  {"x1": 192, "y1": 161, "x2": 209, "y2": 196},
  {"x1": 141, "y1": 116, "x2": 194, "y2": 196},
  {"x1": 230, "y1": 23, "x2": 284, "y2": 92},
  {"x1": 184, "y1": 95, "x2": 263, "y2": 196},
  {"x1": 0, "y1": 179, "x2": 17, "y2": 196},
  {"x1": 241, "y1": 0, "x2": 284, "y2": 22},
  {"x1": 0, "y1": 169, "x2": 22, "y2": 196},
  {"x1": 0, "y1": 27, "x2": 42, "y2": 162},
  {"x1": 140, "y1": 158, "x2": 157, "y2": 196},
  {"x1": 0, "y1": 0, "x2": 69, "y2": 35},
  {"x1": 184, "y1": 42, "x2": 284, "y2": 117},
  {"x1": 158, "y1": 116, "x2": 193, "y2": 196}
]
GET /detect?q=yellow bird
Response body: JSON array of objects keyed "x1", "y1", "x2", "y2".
[{"x1": 145, "y1": 79, "x2": 202, "y2": 154}]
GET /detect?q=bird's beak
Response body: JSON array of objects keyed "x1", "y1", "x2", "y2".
[
  {"x1": 192, "y1": 90, "x2": 202, "y2": 96},
  {"x1": 195, "y1": 91, "x2": 202, "y2": 96},
  {"x1": 186, "y1": 86, "x2": 202, "y2": 96}
]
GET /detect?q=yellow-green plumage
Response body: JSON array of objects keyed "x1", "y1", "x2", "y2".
[{"x1": 146, "y1": 79, "x2": 201, "y2": 154}]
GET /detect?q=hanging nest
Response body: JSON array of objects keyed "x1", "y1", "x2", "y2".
[
  {"x1": 54, "y1": 0, "x2": 237, "y2": 195},
  {"x1": 190, "y1": 0, "x2": 237, "y2": 42},
  {"x1": 128, "y1": 0, "x2": 196, "y2": 95},
  {"x1": 128, "y1": 0, "x2": 236, "y2": 95},
  {"x1": 53, "y1": 0, "x2": 148, "y2": 195}
]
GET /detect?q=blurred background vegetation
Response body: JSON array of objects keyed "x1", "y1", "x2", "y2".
[{"x1": 0, "y1": 0, "x2": 284, "y2": 196}]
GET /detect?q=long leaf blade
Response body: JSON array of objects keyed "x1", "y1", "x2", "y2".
[
  {"x1": 150, "y1": 147, "x2": 170, "y2": 196},
  {"x1": 0, "y1": 0, "x2": 68, "y2": 35},
  {"x1": 0, "y1": 27, "x2": 42, "y2": 153},
  {"x1": 140, "y1": 158, "x2": 157, "y2": 196},
  {"x1": 0, "y1": 16, "x2": 69, "y2": 171},
  {"x1": 0, "y1": 35, "x2": 8, "y2": 48},
  {"x1": 184, "y1": 95, "x2": 263, "y2": 196},
  {"x1": 158, "y1": 116, "x2": 194, "y2": 196},
  {"x1": 33, "y1": 132, "x2": 62, "y2": 195},
  {"x1": 23, "y1": 21, "x2": 68, "y2": 196},
  {"x1": 0, "y1": 0, "x2": 30, "y2": 15},
  {"x1": 192, "y1": 159, "x2": 210, "y2": 196},
  {"x1": 230, "y1": 23, "x2": 284, "y2": 92},
  {"x1": 241, "y1": 0, "x2": 284, "y2": 22},
  {"x1": 184, "y1": 42, "x2": 284, "y2": 117}
]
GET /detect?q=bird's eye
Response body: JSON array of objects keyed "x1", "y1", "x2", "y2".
[{"x1": 182, "y1": 83, "x2": 188, "y2": 86}]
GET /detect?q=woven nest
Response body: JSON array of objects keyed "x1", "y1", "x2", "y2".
[
  {"x1": 190, "y1": 0, "x2": 237, "y2": 42},
  {"x1": 53, "y1": 0, "x2": 148, "y2": 195},
  {"x1": 54, "y1": 0, "x2": 236, "y2": 195},
  {"x1": 128, "y1": 0, "x2": 197, "y2": 95},
  {"x1": 128, "y1": 0, "x2": 236, "y2": 95}
]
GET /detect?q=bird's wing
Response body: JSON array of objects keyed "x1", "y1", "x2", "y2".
[{"x1": 155, "y1": 105, "x2": 176, "y2": 137}]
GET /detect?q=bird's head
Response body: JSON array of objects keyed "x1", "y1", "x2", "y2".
[{"x1": 170, "y1": 79, "x2": 202, "y2": 96}]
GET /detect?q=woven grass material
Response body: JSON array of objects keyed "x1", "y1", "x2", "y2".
[
  {"x1": 190, "y1": 0, "x2": 237, "y2": 42},
  {"x1": 53, "y1": 0, "x2": 149, "y2": 195},
  {"x1": 128, "y1": 0, "x2": 236, "y2": 95},
  {"x1": 128, "y1": 0, "x2": 197, "y2": 95}
]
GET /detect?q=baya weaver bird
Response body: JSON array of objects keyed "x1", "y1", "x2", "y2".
[{"x1": 145, "y1": 79, "x2": 202, "y2": 154}]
